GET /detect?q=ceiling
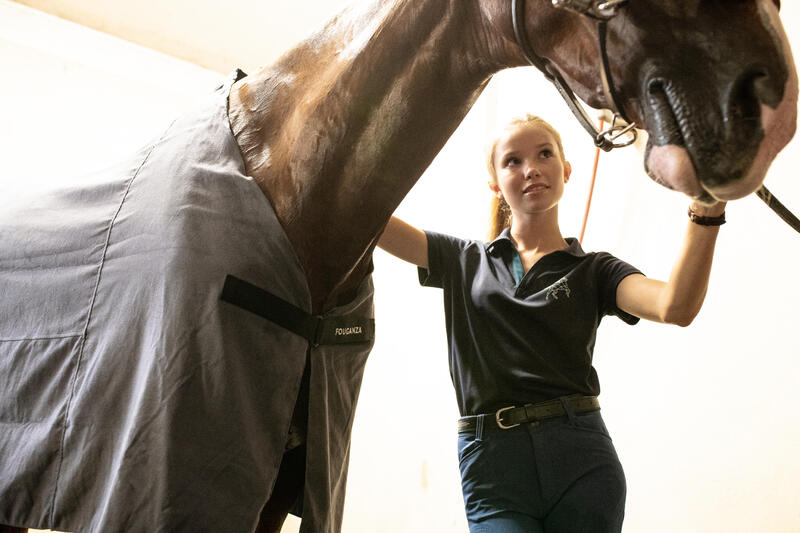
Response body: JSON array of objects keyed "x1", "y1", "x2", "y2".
[
  {"x1": 10, "y1": 0, "x2": 353, "y2": 73},
  {"x1": 11, "y1": 0, "x2": 800, "y2": 79}
]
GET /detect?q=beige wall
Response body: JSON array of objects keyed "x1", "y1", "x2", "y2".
[{"x1": 2, "y1": 1, "x2": 799, "y2": 532}]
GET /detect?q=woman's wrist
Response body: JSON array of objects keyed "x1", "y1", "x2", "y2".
[{"x1": 688, "y1": 200, "x2": 727, "y2": 226}]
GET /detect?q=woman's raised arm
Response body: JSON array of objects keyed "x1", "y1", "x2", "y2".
[
  {"x1": 378, "y1": 217, "x2": 429, "y2": 268},
  {"x1": 616, "y1": 201, "x2": 726, "y2": 327}
]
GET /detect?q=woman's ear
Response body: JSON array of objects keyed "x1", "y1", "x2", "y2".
[
  {"x1": 488, "y1": 180, "x2": 501, "y2": 196},
  {"x1": 563, "y1": 161, "x2": 572, "y2": 183}
]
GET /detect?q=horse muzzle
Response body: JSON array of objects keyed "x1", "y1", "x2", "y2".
[{"x1": 641, "y1": 60, "x2": 797, "y2": 202}]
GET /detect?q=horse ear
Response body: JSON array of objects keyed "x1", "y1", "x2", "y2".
[{"x1": 773, "y1": 0, "x2": 781, "y2": 10}]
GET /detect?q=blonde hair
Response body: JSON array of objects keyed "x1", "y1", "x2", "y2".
[{"x1": 486, "y1": 114, "x2": 566, "y2": 240}]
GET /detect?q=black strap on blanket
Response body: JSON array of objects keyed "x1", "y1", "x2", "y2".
[{"x1": 220, "y1": 275, "x2": 374, "y2": 346}]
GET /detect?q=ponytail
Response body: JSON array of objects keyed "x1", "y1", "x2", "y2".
[
  {"x1": 488, "y1": 194, "x2": 511, "y2": 241},
  {"x1": 486, "y1": 132, "x2": 510, "y2": 241}
]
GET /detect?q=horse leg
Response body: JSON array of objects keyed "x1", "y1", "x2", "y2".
[
  {"x1": 0, "y1": 526, "x2": 27, "y2": 533},
  {"x1": 255, "y1": 445, "x2": 306, "y2": 533}
]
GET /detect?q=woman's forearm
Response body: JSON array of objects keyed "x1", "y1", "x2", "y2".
[
  {"x1": 377, "y1": 216, "x2": 429, "y2": 268},
  {"x1": 617, "y1": 201, "x2": 726, "y2": 326},
  {"x1": 658, "y1": 202, "x2": 726, "y2": 326}
]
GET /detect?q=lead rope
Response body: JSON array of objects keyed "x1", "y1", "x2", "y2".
[
  {"x1": 580, "y1": 118, "x2": 605, "y2": 244},
  {"x1": 757, "y1": 186, "x2": 800, "y2": 233}
]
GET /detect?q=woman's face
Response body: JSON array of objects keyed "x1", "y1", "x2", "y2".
[{"x1": 490, "y1": 125, "x2": 572, "y2": 218}]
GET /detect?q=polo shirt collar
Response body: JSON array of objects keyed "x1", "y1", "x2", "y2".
[{"x1": 486, "y1": 227, "x2": 587, "y2": 257}]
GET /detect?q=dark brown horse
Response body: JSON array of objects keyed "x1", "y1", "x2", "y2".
[
  {"x1": 0, "y1": 1, "x2": 795, "y2": 532},
  {"x1": 229, "y1": 0, "x2": 796, "y2": 316}
]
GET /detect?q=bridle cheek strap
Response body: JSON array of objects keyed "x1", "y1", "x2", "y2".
[
  {"x1": 511, "y1": 0, "x2": 636, "y2": 151},
  {"x1": 597, "y1": 20, "x2": 629, "y2": 121}
]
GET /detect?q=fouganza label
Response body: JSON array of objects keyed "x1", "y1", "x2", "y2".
[{"x1": 335, "y1": 326, "x2": 363, "y2": 337}]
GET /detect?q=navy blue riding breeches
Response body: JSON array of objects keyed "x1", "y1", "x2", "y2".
[{"x1": 457, "y1": 407, "x2": 626, "y2": 533}]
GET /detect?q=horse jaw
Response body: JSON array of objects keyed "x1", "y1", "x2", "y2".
[{"x1": 644, "y1": 0, "x2": 798, "y2": 202}]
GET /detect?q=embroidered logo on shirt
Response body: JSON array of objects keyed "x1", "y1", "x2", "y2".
[{"x1": 546, "y1": 277, "x2": 571, "y2": 300}]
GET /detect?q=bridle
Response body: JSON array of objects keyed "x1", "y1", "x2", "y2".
[
  {"x1": 511, "y1": 0, "x2": 800, "y2": 234},
  {"x1": 511, "y1": 0, "x2": 636, "y2": 152}
]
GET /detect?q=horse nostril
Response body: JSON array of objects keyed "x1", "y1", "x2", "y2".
[
  {"x1": 647, "y1": 78, "x2": 664, "y2": 96},
  {"x1": 728, "y1": 67, "x2": 775, "y2": 123},
  {"x1": 752, "y1": 69, "x2": 783, "y2": 107},
  {"x1": 733, "y1": 65, "x2": 784, "y2": 112}
]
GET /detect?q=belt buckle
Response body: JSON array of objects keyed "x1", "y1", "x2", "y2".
[{"x1": 495, "y1": 406, "x2": 520, "y2": 429}]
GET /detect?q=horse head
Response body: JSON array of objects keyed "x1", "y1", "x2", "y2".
[{"x1": 506, "y1": 0, "x2": 797, "y2": 203}]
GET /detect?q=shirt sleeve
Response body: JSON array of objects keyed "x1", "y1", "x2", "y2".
[
  {"x1": 594, "y1": 252, "x2": 643, "y2": 325},
  {"x1": 417, "y1": 230, "x2": 470, "y2": 289}
]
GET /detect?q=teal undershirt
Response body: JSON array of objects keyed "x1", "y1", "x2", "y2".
[{"x1": 511, "y1": 251, "x2": 525, "y2": 286}]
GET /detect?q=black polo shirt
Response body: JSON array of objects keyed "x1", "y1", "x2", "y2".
[{"x1": 419, "y1": 228, "x2": 642, "y2": 416}]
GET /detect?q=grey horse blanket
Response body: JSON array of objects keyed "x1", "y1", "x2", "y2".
[{"x1": 0, "y1": 70, "x2": 375, "y2": 533}]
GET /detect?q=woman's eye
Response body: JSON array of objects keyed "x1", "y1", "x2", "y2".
[
  {"x1": 540, "y1": 150, "x2": 553, "y2": 158},
  {"x1": 505, "y1": 157, "x2": 520, "y2": 167}
]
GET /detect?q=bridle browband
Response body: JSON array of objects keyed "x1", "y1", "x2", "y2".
[
  {"x1": 511, "y1": 0, "x2": 800, "y2": 234},
  {"x1": 511, "y1": 0, "x2": 636, "y2": 152}
]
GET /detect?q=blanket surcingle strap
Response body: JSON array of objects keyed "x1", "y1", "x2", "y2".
[{"x1": 220, "y1": 275, "x2": 375, "y2": 346}]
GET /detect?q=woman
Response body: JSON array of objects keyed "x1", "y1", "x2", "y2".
[{"x1": 377, "y1": 115, "x2": 726, "y2": 533}]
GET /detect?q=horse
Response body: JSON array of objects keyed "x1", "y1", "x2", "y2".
[
  {"x1": 230, "y1": 0, "x2": 796, "y2": 313},
  {"x1": 0, "y1": 0, "x2": 795, "y2": 532}
]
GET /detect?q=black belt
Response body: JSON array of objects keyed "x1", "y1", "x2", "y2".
[
  {"x1": 458, "y1": 395, "x2": 600, "y2": 433},
  {"x1": 220, "y1": 275, "x2": 374, "y2": 346}
]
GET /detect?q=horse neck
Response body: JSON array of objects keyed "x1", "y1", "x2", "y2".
[{"x1": 230, "y1": 0, "x2": 514, "y2": 311}]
